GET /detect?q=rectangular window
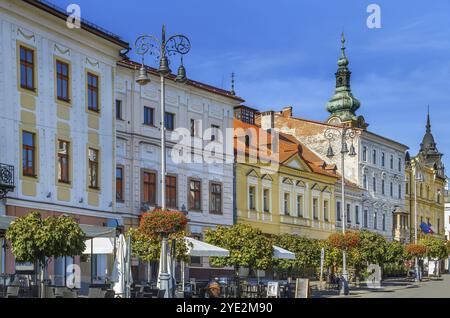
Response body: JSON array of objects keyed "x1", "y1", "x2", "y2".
[
  {"x1": 22, "y1": 131, "x2": 36, "y2": 177},
  {"x1": 210, "y1": 183, "x2": 222, "y2": 214},
  {"x1": 373, "y1": 177, "x2": 377, "y2": 193},
  {"x1": 297, "y1": 195, "x2": 303, "y2": 217},
  {"x1": 116, "y1": 167, "x2": 124, "y2": 202},
  {"x1": 87, "y1": 73, "x2": 99, "y2": 112},
  {"x1": 263, "y1": 189, "x2": 270, "y2": 213},
  {"x1": 390, "y1": 182, "x2": 394, "y2": 197},
  {"x1": 284, "y1": 193, "x2": 290, "y2": 215},
  {"x1": 382, "y1": 180, "x2": 385, "y2": 195},
  {"x1": 57, "y1": 140, "x2": 70, "y2": 183},
  {"x1": 390, "y1": 155, "x2": 394, "y2": 169},
  {"x1": 88, "y1": 148, "x2": 99, "y2": 189},
  {"x1": 188, "y1": 179, "x2": 201, "y2": 211},
  {"x1": 364, "y1": 209, "x2": 368, "y2": 228},
  {"x1": 398, "y1": 158, "x2": 402, "y2": 172},
  {"x1": 20, "y1": 46, "x2": 35, "y2": 91},
  {"x1": 355, "y1": 206, "x2": 360, "y2": 225},
  {"x1": 398, "y1": 184, "x2": 402, "y2": 199},
  {"x1": 373, "y1": 150, "x2": 377, "y2": 165},
  {"x1": 249, "y1": 186, "x2": 256, "y2": 210},
  {"x1": 346, "y1": 204, "x2": 351, "y2": 223},
  {"x1": 56, "y1": 60, "x2": 69, "y2": 101},
  {"x1": 313, "y1": 198, "x2": 318, "y2": 220},
  {"x1": 166, "y1": 176, "x2": 177, "y2": 209},
  {"x1": 381, "y1": 152, "x2": 385, "y2": 167},
  {"x1": 144, "y1": 107, "x2": 154, "y2": 126},
  {"x1": 190, "y1": 119, "x2": 196, "y2": 137},
  {"x1": 165, "y1": 112, "x2": 175, "y2": 131},
  {"x1": 323, "y1": 200, "x2": 329, "y2": 222},
  {"x1": 337, "y1": 201, "x2": 341, "y2": 221},
  {"x1": 142, "y1": 171, "x2": 156, "y2": 206},
  {"x1": 116, "y1": 100, "x2": 122, "y2": 120},
  {"x1": 374, "y1": 212, "x2": 378, "y2": 230},
  {"x1": 382, "y1": 214, "x2": 386, "y2": 231},
  {"x1": 211, "y1": 125, "x2": 220, "y2": 142}
]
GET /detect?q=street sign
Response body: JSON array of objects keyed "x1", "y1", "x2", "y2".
[
  {"x1": 295, "y1": 278, "x2": 310, "y2": 298},
  {"x1": 267, "y1": 281, "x2": 279, "y2": 298}
]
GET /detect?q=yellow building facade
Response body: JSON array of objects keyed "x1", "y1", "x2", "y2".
[
  {"x1": 234, "y1": 114, "x2": 339, "y2": 240},
  {"x1": 405, "y1": 113, "x2": 446, "y2": 241}
]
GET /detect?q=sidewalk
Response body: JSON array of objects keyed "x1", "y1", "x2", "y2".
[{"x1": 313, "y1": 275, "x2": 450, "y2": 298}]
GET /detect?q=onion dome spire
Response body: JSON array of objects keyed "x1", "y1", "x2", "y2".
[{"x1": 326, "y1": 33, "x2": 361, "y2": 124}]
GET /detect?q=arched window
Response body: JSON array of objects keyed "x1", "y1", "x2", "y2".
[
  {"x1": 373, "y1": 150, "x2": 377, "y2": 165},
  {"x1": 363, "y1": 175, "x2": 368, "y2": 190}
]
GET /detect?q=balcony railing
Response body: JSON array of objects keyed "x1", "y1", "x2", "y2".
[{"x1": 0, "y1": 163, "x2": 15, "y2": 199}]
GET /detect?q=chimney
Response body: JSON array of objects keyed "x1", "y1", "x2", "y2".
[
  {"x1": 282, "y1": 106, "x2": 293, "y2": 118},
  {"x1": 260, "y1": 111, "x2": 275, "y2": 130}
]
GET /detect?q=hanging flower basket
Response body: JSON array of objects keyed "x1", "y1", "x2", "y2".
[
  {"x1": 405, "y1": 244, "x2": 427, "y2": 258},
  {"x1": 328, "y1": 231, "x2": 360, "y2": 250},
  {"x1": 139, "y1": 208, "x2": 188, "y2": 239}
]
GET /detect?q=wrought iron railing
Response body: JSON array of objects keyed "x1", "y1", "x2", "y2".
[{"x1": 0, "y1": 163, "x2": 14, "y2": 199}]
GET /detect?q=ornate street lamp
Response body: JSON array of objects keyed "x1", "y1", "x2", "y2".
[
  {"x1": 324, "y1": 126, "x2": 357, "y2": 296},
  {"x1": 134, "y1": 25, "x2": 191, "y2": 298},
  {"x1": 412, "y1": 160, "x2": 424, "y2": 282}
]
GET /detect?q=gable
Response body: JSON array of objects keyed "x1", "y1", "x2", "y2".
[{"x1": 284, "y1": 155, "x2": 312, "y2": 173}]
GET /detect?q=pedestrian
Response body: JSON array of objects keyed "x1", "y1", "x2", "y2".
[{"x1": 206, "y1": 277, "x2": 221, "y2": 298}]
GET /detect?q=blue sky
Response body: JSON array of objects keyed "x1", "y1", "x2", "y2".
[{"x1": 53, "y1": 0, "x2": 450, "y2": 170}]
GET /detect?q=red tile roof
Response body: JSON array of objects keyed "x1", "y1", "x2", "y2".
[{"x1": 233, "y1": 119, "x2": 339, "y2": 179}]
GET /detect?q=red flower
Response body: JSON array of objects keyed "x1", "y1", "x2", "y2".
[
  {"x1": 329, "y1": 231, "x2": 360, "y2": 250},
  {"x1": 139, "y1": 208, "x2": 188, "y2": 238}
]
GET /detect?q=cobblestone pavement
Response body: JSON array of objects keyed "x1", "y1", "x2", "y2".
[{"x1": 314, "y1": 275, "x2": 450, "y2": 298}]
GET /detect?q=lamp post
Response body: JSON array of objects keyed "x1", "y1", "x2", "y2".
[
  {"x1": 412, "y1": 161, "x2": 423, "y2": 282},
  {"x1": 135, "y1": 25, "x2": 191, "y2": 298},
  {"x1": 324, "y1": 126, "x2": 357, "y2": 296}
]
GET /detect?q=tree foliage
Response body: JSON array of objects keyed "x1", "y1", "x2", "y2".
[
  {"x1": 420, "y1": 236, "x2": 448, "y2": 260},
  {"x1": 128, "y1": 228, "x2": 190, "y2": 263},
  {"x1": 204, "y1": 224, "x2": 273, "y2": 270},
  {"x1": 273, "y1": 234, "x2": 321, "y2": 272},
  {"x1": 6, "y1": 212, "x2": 86, "y2": 264}
]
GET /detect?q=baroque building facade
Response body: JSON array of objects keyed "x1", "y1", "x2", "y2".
[
  {"x1": 0, "y1": 0, "x2": 127, "y2": 281},
  {"x1": 259, "y1": 35, "x2": 408, "y2": 241},
  {"x1": 115, "y1": 59, "x2": 242, "y2": 279},
  {"x1": 234, "y1": 107, "x2": 339, "y2": 240},
  {"x1": 405, "y1": 111, "x2": 446, "y2": 242}
]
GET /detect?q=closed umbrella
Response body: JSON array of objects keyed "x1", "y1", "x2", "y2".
[{"x1": 112, "y1": 234, "x2": 126, "y2": 298}]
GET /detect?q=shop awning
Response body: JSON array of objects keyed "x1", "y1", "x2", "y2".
[
  {"x1": 185, "y1": 237, "x2": 230, "y2": 257},
  {"x1": 273, "y1": 245, "x2": 296, "y2": 260},
  {"x1": 83, "y1": 238, "x2": 116, "y2": 255},
  {"x1": 80, "y1": 224, "x2": 116, "y2": 238}
]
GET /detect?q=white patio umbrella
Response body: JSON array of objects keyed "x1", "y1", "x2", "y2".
[
  {"x1": 112, "y1": 234, "x2": 133, "y2": 298},
  {"x1": 273, "y1": 245, "x2": 296, "y2": 260},
  {"x1": 181, "y1": 237, "x2": 230, "y2": 291}
]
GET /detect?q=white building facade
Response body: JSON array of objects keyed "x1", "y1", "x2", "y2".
[
  {"x1": 259, "y1": 35, "x2": 408, "y2": 240},
  {"x1": 0, "y1": 0, "x2": 127, "y2": 279},
  {"x1": 115, "y1": 60, "x2": 242, "y2": 279}
]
